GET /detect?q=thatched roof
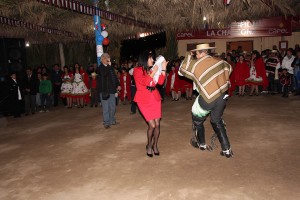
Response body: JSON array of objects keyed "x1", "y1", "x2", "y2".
[{"x1": 1, "y1": 0, "x2": 300, "y2": 44}]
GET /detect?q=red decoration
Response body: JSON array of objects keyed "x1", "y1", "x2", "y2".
[
  {"x1": 224, "y1": 0, "x2": 231, "y2": 5},
  {"x1": 102, "y1": 38, "x2": 110, "y2": 46},
  {"x1": 101, "y1": 23, "x2": 106, "y2": 30}
]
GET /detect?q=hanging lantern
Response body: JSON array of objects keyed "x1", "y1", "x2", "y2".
[
  {"x1": 101, "y1": 30, "x2": 108, "y2": 38},
  {"x1": 102, "y1": 38, "x2": 110, "y2": 46}
]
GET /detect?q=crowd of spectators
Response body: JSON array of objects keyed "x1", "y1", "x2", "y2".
[{"x1": 3, "y1": 43, "x2": 300, "y2": 118}]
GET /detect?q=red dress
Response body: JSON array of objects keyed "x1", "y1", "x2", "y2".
[
  {"x1": 247, "y1": 58, "x2": 269, "y2": 89},
  {"x1": 119, "y1": 73, "x2": 131, "y2": 101},
  {"x1": 133, "y1": 66, "x2": 166, "y2": 121},
  {"x1": 81, "y1": 69, "x2": 90, "y2": 104},
  {"x1": 255, "y1": 58, "x2": 269, "y2": 89},
  {"x1": 180, "y1": 76, "x2": 193, "y2": 93},
  {"x1": 166, "y1": 69, "x2": 181, "y2": 96},
  {"x1": 228, "y1": 61, "x2": 236, "y2": 96},
  {"x1": 234, "y1": 61, "x2": 250, "y2": 86}
]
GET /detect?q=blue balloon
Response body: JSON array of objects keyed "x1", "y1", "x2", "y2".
[{"x1": 97, "y1": 35, "x2": 104, "y2": 43}]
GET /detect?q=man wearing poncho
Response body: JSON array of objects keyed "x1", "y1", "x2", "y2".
[{"x1": 179, "y1": 43, "x2": 233, "y2": 158}]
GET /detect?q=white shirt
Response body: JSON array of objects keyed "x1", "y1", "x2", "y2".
[
  {"x1": 282, "y1": 55, "x2": 295, "y2": 74},
  {"x1": 13, "y1": 78, "x2": 22, "y2": 100}
]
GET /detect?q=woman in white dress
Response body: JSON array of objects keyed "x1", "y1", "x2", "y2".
[
  {"x1": 72, "y1": 64, "x2": 89, "y2": 108},
  {"x1": 60, "y1": 66, "x2": 73, "y2": 108}
]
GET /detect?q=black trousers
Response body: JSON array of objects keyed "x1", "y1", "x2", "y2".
[
  {"x1": 192, "y1": 94, "x2": 231, "y2": 150},
  {"x1": 130, "y1": 85, "x2": 137, "y2": 113},
  {"x1": 53, "y1": 84, "x2": 61, "y2": 106},
  {"x1": 267, "y1": 73, "x2": 275, "y2": 92},
  {"x1": 90, "y1": 88, "x2": 98, "y2": 105},
  {"x1": 24, "y1": 94, "x2": 36, "y2": 114}
]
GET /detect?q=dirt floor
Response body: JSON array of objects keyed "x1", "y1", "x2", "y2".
[{"x1": 0, "y1": 94, "x2": 300, "y2": 200}]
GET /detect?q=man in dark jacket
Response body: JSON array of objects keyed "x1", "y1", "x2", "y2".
[
  {"x1": 97, "y1": 53, "x2": 121, "y2": 129},
  {"x1": 23, "y1": 68, "x2": 38, "y2": 115},
  {"x1": 51, "y1": 64, "x2": 63, "y2": 106}
]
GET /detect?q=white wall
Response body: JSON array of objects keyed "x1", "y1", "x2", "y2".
[{"x1": 177, "y1": 32, "x2": 300, "y2": 56}]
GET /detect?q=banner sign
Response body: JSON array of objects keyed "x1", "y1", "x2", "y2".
[
  {"x1": 176, "y1": 17, "x2": 292, "y2": 40},
  {"x1": 0, "y1": 15, "x2": 92, "y2": 42},
  {"x1": 37, "y1": 0, "x2": 159, "y2": 29}
]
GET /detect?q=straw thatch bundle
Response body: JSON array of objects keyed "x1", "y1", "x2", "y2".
[{"x1": 0, "y1": 0, "x2": 300, "y2": 44}]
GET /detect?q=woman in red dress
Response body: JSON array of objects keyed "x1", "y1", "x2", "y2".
[
  {"x1": 234, "y1": 55, "x2": 250, "y2": 96},
  {"x1": 180, "y1": 76, "x2": 193, "y2": 100},
  {"x1": 133, "y1": 51, "x2": 167, "y2": 157},
  {"x1": 166, "y1": 65, "x2": 181, "y2": 100},
  {"x1": 246, "y1": 51, "x2": 269, "y2": 96},
  {"x1": 119, "y1": 67, "x2": 131, "y2": 104},
  {"x1": 226, "y1": 54, "x2": 236, "y2": 97}
]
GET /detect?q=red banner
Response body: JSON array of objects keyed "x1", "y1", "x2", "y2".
[{"x1": 176, "y1": 17, "x2": 292, "y2": 40}]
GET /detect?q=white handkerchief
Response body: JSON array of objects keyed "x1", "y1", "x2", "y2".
[{"x1": 153, "y1": 55, "x2": 165, "y2": 83}]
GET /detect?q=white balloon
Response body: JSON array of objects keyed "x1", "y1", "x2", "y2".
[{"x1": 101, "y1": 30, "x2": 108, "y2": 38}]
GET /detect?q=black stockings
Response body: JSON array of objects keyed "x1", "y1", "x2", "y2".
[{"x1": 146, "y1": 118, "x2": 160, "y2": 154}]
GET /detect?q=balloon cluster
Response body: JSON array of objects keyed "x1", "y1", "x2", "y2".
[{"x1": 101, "y1": 23, "x2": 110, "y2": 46}]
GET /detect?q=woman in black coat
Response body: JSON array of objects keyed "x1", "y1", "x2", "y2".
[{"x1": 8, "y1": 72, "x2": 22, "y2": 117}]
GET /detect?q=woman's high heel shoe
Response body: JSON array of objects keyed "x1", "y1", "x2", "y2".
[
  {"x1": 152, "y1": 147, "x2": 160, "y2": 156},
  {"x1": 146, "y1": 145, "x2": 153, "y2": 157}
]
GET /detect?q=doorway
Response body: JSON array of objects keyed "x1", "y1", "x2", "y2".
[{"x1": 226, "y1": 40, "x2": 253, "y2": 54}]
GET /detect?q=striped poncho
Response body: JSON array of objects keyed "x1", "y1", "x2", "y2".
[{"x1": 179, "y1": 54, "x2": 232, "y2": 104}]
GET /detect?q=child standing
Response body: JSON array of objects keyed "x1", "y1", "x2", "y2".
[
  {"x1": 89, "y1": 72, "x2": 99, "y2": 107},
  {"x1": 39, "y1": 73, "x2": 52, "y2": 112},
  {"x1": 280, "y1": 68, "x2": 292, "y2": 98}
]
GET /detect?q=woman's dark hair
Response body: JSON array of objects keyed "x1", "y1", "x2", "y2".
[
  {"x1": 239, "y1": 55, "x2": 245, "y2": 60},
  {"x1": 252, "y1": 50, "x2": 261, "y2": 58},
  {"x1": 137, "y1": 50, "x2": 155, "y2": 71},
  {"x1": 121, "y1": 67, "x2": 127, "y2": 72}
]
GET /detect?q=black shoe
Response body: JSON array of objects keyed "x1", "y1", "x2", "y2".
[
  {"x1": 190, "y1": 138, "x2": 199, "y2": 148},
  {"x1": 220, "y1": 149, "x2": 233, "y2": 158},
  {"x1": 104, "y1": 125, "x2": 110, "y2": 129},
  {"x1": 152, "y1": 147, "x2": 160, "y2": 156},
  {"x1": 199, "y1": 144, "x2": 213, "y2": 152},
  {"x1": 111, "y1": 122, "x2": 120, "y2": 125},
  {"x1": 146, "y1": 145, "x2": 153, "y2": 157}
]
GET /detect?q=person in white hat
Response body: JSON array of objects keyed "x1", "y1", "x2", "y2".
[
  {"x1": 179, "y1": 43, "x2": 234, "y2": 158},
  {"x1": 265, "y1": 50, "x2": 281, "y2": 94}
]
